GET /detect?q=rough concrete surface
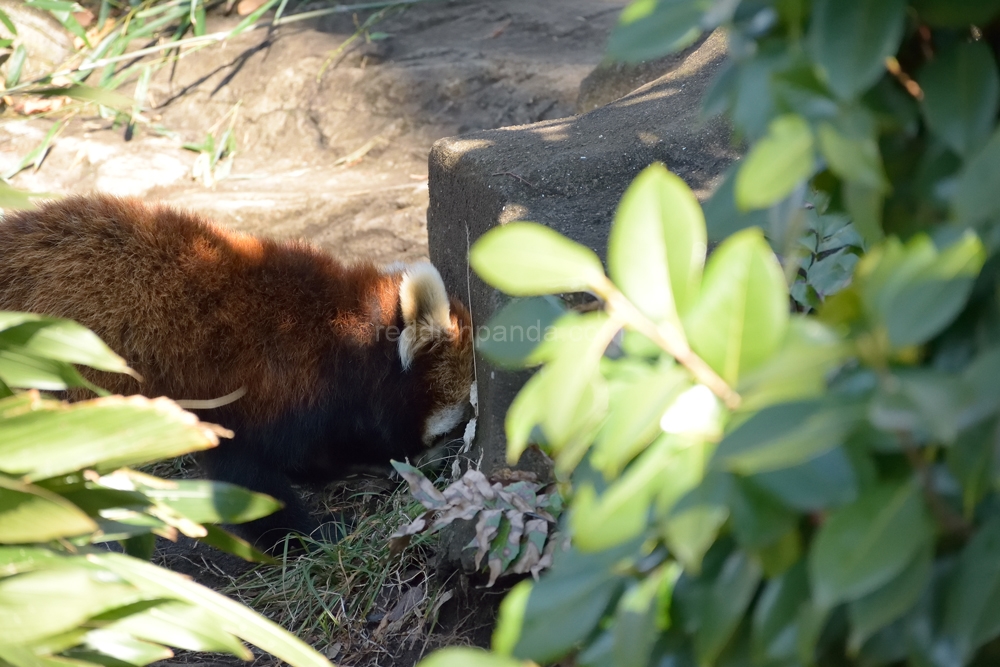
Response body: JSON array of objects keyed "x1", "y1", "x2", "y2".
[{"x1": 428, "y1": 30, "x2": 737, "y2": 479}]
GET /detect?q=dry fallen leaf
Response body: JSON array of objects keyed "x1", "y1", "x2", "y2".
[
  {"x1": 391, "y1": 463, "x2": 562, "y2": 585},
  {"x1": 14, "y1": 96, "x2": 70, "y2": 115},
  {"x1": 237, "y1": 0, "x2": 270, "y2": 16},
  {"x1": 73, "y1": 9, "x2": 94, "y2": 27}
]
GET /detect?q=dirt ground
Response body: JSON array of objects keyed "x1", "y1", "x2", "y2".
[
  {"x1": 1, "y1": 1, "x2": 640, "y2": 665},
  {"x1": 2, "y1": 0, "x2": 629, "y2": 265}
]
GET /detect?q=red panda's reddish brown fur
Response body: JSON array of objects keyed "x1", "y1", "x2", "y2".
[{"x1": 0, "y1": 194, "x2": 474, "y2": 546}]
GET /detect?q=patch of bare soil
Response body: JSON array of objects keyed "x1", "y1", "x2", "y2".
[
  {"x1": 3, "y1": 0, "x2": 627, "y2": 264},
  {"x1": 2, "y1": 2, "x2": 631, "y2": 664}
]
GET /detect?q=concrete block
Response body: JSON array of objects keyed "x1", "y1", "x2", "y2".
[
  {"x1": 427, "y1": 31, "x2": 737, "y2": 479},
  {"x1": 576, "y1": 33, "x2": 713, "y2": 114}
]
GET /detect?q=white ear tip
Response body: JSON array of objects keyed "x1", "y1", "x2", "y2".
[{"x1": 399, "y1": 263, "x2": 451, "y2": 329}]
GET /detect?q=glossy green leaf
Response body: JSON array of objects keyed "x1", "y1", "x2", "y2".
[
  {"x1": 869, "y1": 369, "x2": 972, "y2": 443},
  {"x1": 714, "y1": 398, "x2": 863, "y2": 474},
  {"x1": 809, "y1": 480, "x2": 931, "y2": 608},
  {"x1": 0, "y1": 395, "x2": 221, "y2": 481},
  {"x1": 703, "y1": 162, "x2": 769, "y2": 243},
  {"x1": 947, "y1": 418, "x2": 995, "y2": 514},
  {"x1": 912, "y1": 0, "x2": 1000, "y2": 27},
  {"x1": 513, "y1": 542, "x2": 632, "y2": 663},
  {"x1": 139, "y1": 478, "x2": 281, "y2": 525},
  {"x1": 940, "y1": 517, "x2": 1000, "y2": 664},
  {"x1": 538, "y1": 313, "x2": 616, "y2": 454},
  {"x1": 813, "y1": 210, "x2": 865, "y2": 252},
  {"x1": 960, "y1": 346, "x2": 1000, "y2": 425},
  {"x1": 124, "y1": 534, "x2": 157, "y2": 561},
  {"x1": 920, "y1": 40, "x2": 1000, "y2": 159},
  {"x1": 817, "y1": 121, "x2": 887, "y2": 191},
  {"x1": 683, "y1": 227, "x2": 788, "y2": 386},
  {"x1": 953, "y1": 127, "x2": 1000, "y2": 227},
  {"x1": 0, "y1": 566, "x2": 147, "y2": 643},
  {"x1": 844, "y1": 181, "x2": 884, "y2": 245},
  {"x1": 735, "y1": 114, "x2": 815, "y2": 211},
  {"x1": 755, "y1": 529, "x2": 802, "y2": 579},
  {"x1": 702, "y1": 57, "x2": 737, "y2": 119},
  {"x1": 794, "y1": 602, "x2": 830, "y2": 666},
  {"x1": 608, "y1": 0, "x2": 704, "y2": 62},
  {"x1": 576, "y1": 629, "x2": 614, "y2": 667},
  {"x1": 875, "y1": 232, "x2": 985, "y2": 348},
  {"x1": 106, "y1": 600, "x2": 251, "y2": 658},
  {"x1": 0, "y1": 546, "x2": 68, "y2": 574},
  {"x1": 470, "y1": 222, "x2": 607, "y2": 296},
  {"x1": 751, "y1": 561, "x2": 809, "y2": 665},
  {"x1": 417, "y1": 647, "x2": 528, "y2": 667},
  {"x1": 736, "y1": 317, "x2": 847, "y2": 412},
  {"x1": 505, "y1": 370, "x2": 547, "y2": 465},
  {"x1": 477, "y1": 297, "x2": 566, "y2": 368},
  {"x1": 575, "y1": 436, "x2": 678, "y2": 552},
  {"x1": 591, "y1": 366, "x2": 688, "y2": 477},
  {"x1": 89, "y1": 553, "x2": 330, "y2": 667},
  {"x1": 847, "y1": 543, "x2": 931, "y2": 654},
  {"x1": 196, "y1": 524, "x2": 275, "y2": 564},
  {"x1": 492, "y1": 579, "x2": 531, "y2": 655},
  {"x1": 855, "y1": 619, "x2": 909, "y2": 666},
  {"x1": 0, "y1": 316, "x2": 131, "y2": 374},
  {"x1": 652, "y1": 437, "x2": 710, "y2": 520},
  {"x1": 0, "y1": 475, "x2": 96, "y2": 543},
  {"x1": 693, "y1": 550, "x2": 762, "y2": 666},
  {"x1": 663, "y1": 471, "x2": 730, "y2": 572},
  {"x1": 805, "y1": 247, "x2": 860, "y2": 298},
  {"x1": 609, "y1": 163, "x2": 706, "y2": 322},
  {"x1": 728, "y1": 477, "x2": 797, "y2": 550},
  {"x1": 0, "y1": 348, "x2": 98, "y2": 393},
  {"x1": 613, "y1": 567, "x2": 670, "y2": 667},
  {"x1": 733, "y1": 44, "x2": 790, "y2": 141},
  {"x1": 57, "y1": 484, "x2": 150, "y2": 514},
  {"x1": 747, "y1": 446, "x2": 858, "y2": 512},
  {"x1": 79, "y1": 629, "x2": 173, "y2": 665},
  {"x1": 0, "y1": 313, "x2": 48, "y2": 333},
  {"x1": 809, "y1": 0, "x2": 907, "y2": 100}
]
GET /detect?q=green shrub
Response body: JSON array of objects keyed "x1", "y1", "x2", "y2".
[
  {"x1": 0, "y1": 312, "x2": 331, "y2": 667},
  {"x1": 418, "y1": 1, "x2": 1000, "y2": 666}
]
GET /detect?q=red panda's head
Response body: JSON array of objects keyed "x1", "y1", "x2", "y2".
[{"x1": 397, "y1": 263, "x2": 474, "y2": 444}]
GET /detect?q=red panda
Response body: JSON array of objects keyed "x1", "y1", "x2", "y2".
[{"x1": 0, "y1": 194, "x2": 474, "y2": 547}]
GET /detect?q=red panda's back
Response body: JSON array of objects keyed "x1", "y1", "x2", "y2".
[{"x1": 0, "y1": 195, "x2": 396, "y2": 419}]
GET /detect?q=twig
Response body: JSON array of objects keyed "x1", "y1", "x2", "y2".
[
  {"x1": 334, "y1": 132, "x2": 389, "y2": 166},
  {"x1": 899, "y1": 431, "x2": 971, "y2": 538},
  {"x1": 885, "y1": 56, "x2": 923, "y2": 100},
  {"x1": 490, "y1": 171, "x2": 537, "y2": 189},
  {"x1": 464, "y1": 223, "x2": 479, "y2": 418},
  {"x1": 592, "y1": 275, "x2": 741, "y2": 409}
]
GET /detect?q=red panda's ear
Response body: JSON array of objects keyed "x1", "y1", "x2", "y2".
[{"x1": 398, "y1": 263, "x2": 453, "y2": 369}]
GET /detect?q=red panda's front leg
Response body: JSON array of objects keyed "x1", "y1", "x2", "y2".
[{"x1": 200, "y1": 443, "x2": 319, "y2": 550}]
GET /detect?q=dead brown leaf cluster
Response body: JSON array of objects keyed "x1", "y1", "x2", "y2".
[{"x1": 391, "y1": 464, "x2": 563, "y2": 586}]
